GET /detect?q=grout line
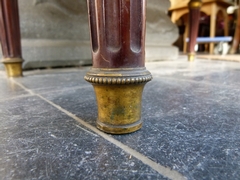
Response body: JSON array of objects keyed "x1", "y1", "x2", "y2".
[
  {"x1": 153, "y1": 75, "x2": 239, "y2": 89},
  {"x1": 10, "y1": 78, "x2": 186, "y2": 180},
  {"x1": 74, "y1": 124, "x2": 98, "y2": 137},
  {"x1": 9, "y1": 78, "x2": 35, "y2": 95},
  {"x1": 9, "y1": 78, "x2": 91, "y2": 96},
  {"x1": 38, "y1": 85, "x2": 92, "y2": 95},
  {"x1": 17, "y1": 84, "x2": 92, "y2": 96},
  {"x1": 0, "y1": 94, "x2": 34, "y2": 102},
  {"x1": 22, "y1": 69, "x2": 85, "y2": 76},
  {"x1": 37, "y1": 94, "x2": 187, "y2": 180}
]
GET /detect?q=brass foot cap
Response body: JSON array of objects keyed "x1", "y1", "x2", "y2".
[
  {"x1": 188, "y1": 53, "x2": 195, "y2": 62},
  {"x1": 93, "y1": 84, "x2": 145, "y2": 134},
  {"x1": 85, "y1": 68, "x2": 152, "y2": 134},
  {"x1": 2, "y1": 58, "x2": 23, "y2": 77}
]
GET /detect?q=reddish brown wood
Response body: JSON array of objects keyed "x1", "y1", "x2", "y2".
[
  {"x1": 87, "y1": 0, "x2": 146, "y2": 68},
  {"x1": 230, "y1": 6, "x2": 240, "y2": 54},
  {"x1": 187, "y1": 7, "x2": 201, "y2": 55},
  {"x1": 0, "y1": 0, "x2": 22, "y2": 58}
]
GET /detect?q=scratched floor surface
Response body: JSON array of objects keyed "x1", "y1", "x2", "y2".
[{"x1": 0, "y1": 57, "x2": 240, "y2": 180}]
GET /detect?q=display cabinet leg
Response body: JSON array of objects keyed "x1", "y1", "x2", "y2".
[
  {"x1": 187, "y1": 0, "x2": 202, "y2": 61},
  {"x1": 0, "y1": 0, "x2": 23, "y2": 77},
  {"x1": 85, "y1": 0, "x2": 152, "y2": 134}
]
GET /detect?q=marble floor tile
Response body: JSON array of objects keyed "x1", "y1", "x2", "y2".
[
  {"x1": 0, "y1": 78, "x2": 30, "y2": 101},
  {"x1": 1, "y1": 57, "x2": 240, "y2": 179},
  {"x1": 14, "y1": 67, "x2": 91, "y2": 94},
  {"x1": 0, "y1": 96, "x2": 167, "y2": 180}
]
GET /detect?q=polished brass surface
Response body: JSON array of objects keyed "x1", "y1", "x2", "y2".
[
  {"x1": 188, "y1": 53, "x2": 195, "y2": 61},
  {"x1": 94, "y1": 84, "x2": 145, "y2": 134},
  {"x1": 85, "y1": 68, "x2": 152, "y2": 134},
  {"x1": 188, "y1": 0, "x2": 202, "y2": 9},
  {"x1": 2, "y1": 58, "x2": 23, "y2": 77}
]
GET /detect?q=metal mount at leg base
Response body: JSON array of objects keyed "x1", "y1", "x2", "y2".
[
  {"x1": 97, "y1": 118, "x2": 143, "y2": 134},
  {"x1": 85, "y1": 68, "x2": 152, "y2": 134},
  {"x1": 2, "y1": 58, "x2": 23, "y2": 77},
  {"x1": 188, "y1": 53, "x2": 195, "y2": 62}
]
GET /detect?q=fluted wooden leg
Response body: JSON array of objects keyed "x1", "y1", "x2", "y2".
[
  {"x1": 85, "y1": 0, "x2": 152, "y2": 134},
  {"x1": 187, "y1": 0, "x2": 202, "y2": 61},
  {"x1": 230, "y1": 6, "x2": 240, "y2": 54},
  {"x1": 0, "y1": 0, "x2": 23, "y2": 77}
]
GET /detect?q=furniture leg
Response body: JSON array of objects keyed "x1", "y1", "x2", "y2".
[
  {"x1": 85, "y1": 0, "x2": 152, "y2": 134},
  {"x1": 230, "y1": 6, "x2": 240, "y2": 54},
  {"x1": 183, "y1": 20, "x2": 189, "y2": 54},
  {"x1": 187, "y1": 0, "x2": 202, "y2": 61},
  {"x1": 0, "y1": 0, "x2": 23, "y2": 77}
]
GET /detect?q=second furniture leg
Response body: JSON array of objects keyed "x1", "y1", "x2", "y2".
[
  {"x1": 0, "y1": 0, "x2": 23, "y2": 77},
  {"x1": 187, "y1": 0, "x2": 202, "y2": 61}
]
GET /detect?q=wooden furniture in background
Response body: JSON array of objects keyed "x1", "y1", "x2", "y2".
[{"x1": 170, "y1": 0, "x2": 231, "y2": 54}]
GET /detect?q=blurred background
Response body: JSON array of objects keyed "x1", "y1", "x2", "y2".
[{"x1": 0, "y1": 0, "x2": 239, "y2": 70}]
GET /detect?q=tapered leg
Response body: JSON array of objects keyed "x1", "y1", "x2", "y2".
[
  {"x1": 187, "y1": 0, "x2": 202, "y2": 61},
  {"x1": 230, "y1": 6, "x2": 240, "y2": 54},
  {"x1": 184, "y1": 20, "x2": 189, "y2": 53},
  {"x1": 85, "y1": 0, "x2": 152, "y2": 134},
  {"x1": 0, "y1": 0, "x2": 23, "y2": 77}
]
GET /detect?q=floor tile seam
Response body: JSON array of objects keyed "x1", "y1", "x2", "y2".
[
  {"x1": 8, "y1": 78, "x2": 91, "y2": 96},
  {"x1": 37, "y1": 94, "x2": 187, "y2": 180},
  {"x1": 23, "y1": 69, "x2": 87, "y2": 76},
  {"x1": 0, "y1": 94, "x2": 35, "y2": 102},
  {"x1": 8, "y1": 78, "x2": 35, "y2": 95},
  {"x1": 35, "y1": 85, "x2": 92, "y2": 95},
  {"x1": 10, "y1": 78, "x2": 186, "y2": 180},
  {"x1": 154, "y1": 75, "x2": 238, "y2": 89},
  {"x1": 0, "y1": 76, "x2": 35, "y2": 97}
]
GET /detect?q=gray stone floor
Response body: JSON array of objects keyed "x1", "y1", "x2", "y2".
[{"x1": 0, "y1": 57, "x2": 240, "y2": 180}]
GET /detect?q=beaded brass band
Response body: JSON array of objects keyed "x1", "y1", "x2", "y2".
[{"x1": 84, "y1": 68, "x2": 152, "y2": 85}]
